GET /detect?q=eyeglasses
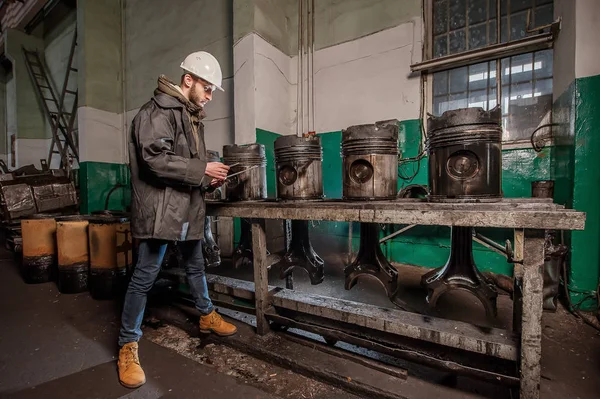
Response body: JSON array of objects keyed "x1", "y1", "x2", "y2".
[{"x1": 197, "y1": 79, "x2": 216, "y2": 94}]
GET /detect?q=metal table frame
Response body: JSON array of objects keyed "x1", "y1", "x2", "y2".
[{"x1": 206, "y1": 199, "x2": 586, "y2": 399}]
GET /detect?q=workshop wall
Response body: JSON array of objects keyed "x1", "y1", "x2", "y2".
[
  {"x1": 248, "y1": 0, "x2": 555, "y2": 279},
  {"x1": 550, "y1": 0, "x2": 600, "y2": 310}
]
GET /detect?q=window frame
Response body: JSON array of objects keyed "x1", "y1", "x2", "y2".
[{"x1": 421, "y1": 0, "x2": 557, "y2": 148}]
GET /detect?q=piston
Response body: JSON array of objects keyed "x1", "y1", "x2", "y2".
[
  {"x1": 56, "y1": 215, "x2": 90, "y2": 294},
  {"x1": 274, "y1": 135, "x2": 323, "y2": 200},
  {"x1": 223, "y1": 144, "x2": 267, "y2": 201},
  {"x1": 341, "y1": 120, "x2": 399, "y2": 200},
  {"x1": 21, "y1": 214, "x2": 57, "y2": 283},
  {"x1": 427, "y1": 107, "x2": 502, "y2": 202},
  {"x1": 88, "y1": 215, "x2": 132, "y2": 299}
]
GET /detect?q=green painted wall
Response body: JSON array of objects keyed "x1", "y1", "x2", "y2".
[
  {"x1": 79, "y1": 161, "x2": 130, "y2": 214},
  {"x1": 255, "y1": 121, "x2": 554, "y2": 277},
  {"x1": 552, "y1": 75, "x2": 600, "y2": 310}
]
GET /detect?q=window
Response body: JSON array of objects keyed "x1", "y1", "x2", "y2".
[{"x1": 428, "y1": 0, "x2": 554, "y2": 143}]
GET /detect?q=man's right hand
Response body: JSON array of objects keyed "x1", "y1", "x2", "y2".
[{"x1": 205, "y1": 162, "x2": 230, "y2": 180}]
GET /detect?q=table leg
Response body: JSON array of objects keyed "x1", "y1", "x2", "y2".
[
  {"x1": 251, "y1": 220, "x2": 270, "y2": 335},
  {"x1": 513, "y1": 229, "x2": 524, "y2": 334},
  {"x1": 519, "y1": 229, "x2": 545, "y2": 399}
]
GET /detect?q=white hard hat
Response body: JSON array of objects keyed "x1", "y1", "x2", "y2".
[{"x1": 180, "y1": 51, "x2": 224, "y2": 92}]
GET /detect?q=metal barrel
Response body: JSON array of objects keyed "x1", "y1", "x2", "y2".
[
  {"x1": 222, "y1": 144, "x2": 267, "y2": 201},
  {"x1": 341, "y1": 119, "x2": 399, "y2": 200},
  {"x1": 426, "y1": 107, "x2": 503, "y2": 202},
  {"x1": 205, "y1": 150, "x2": 222, "y2": 201},
  {"x1": 274, "y1": 135, "x2": 323, "y2": 201},
  {"x1": 531, "y1": 180, "x2": 554, "y2": 199},
  {"x1": 56, "y1": 215, "x2": 90, "y2": 294},
  {"x1": 88, "y1": 215, "x2": 132, "y2": 300},
  {"x1": 21, "y1": 214, "x2": 57, "y2": 283}
]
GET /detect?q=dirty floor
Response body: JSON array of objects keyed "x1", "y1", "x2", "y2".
[
  {"x1": 1, "y1": 244, "x2": 600, "y2": 399},
  {"x1": 0, "y1": 247, "x2": 354, "y2": 399}
]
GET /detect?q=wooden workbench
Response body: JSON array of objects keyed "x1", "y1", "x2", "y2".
[{"x1": 205, "y1": 198, "x2": 586, "y2": 399}]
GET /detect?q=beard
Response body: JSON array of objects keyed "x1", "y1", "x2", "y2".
[{"x1": 189, "y1": 85, "x2": 206, "y2": 108}]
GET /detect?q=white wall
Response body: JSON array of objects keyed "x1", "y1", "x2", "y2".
[
  {"x1": 234, "y1": 19, "x2": 423, "y2": 140},
  {"x1": 125, "y1": 0, "x2": 234, "y2": 155},
  {"x1": 575, "y1": 0, "x2": 600, "y2": 79}
]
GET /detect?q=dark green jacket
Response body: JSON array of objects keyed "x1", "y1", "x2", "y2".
[{"x1": 128, "y1": 92, "x2": 210, "y2": 241}]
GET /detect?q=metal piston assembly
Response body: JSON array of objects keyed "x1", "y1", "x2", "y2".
[
  {"x1": 272, "y1": 135, "x2": 325, "y2": 285},
  {"x1": 223, "y1": 144, "x2": 267, "y2": 268},
  {"x1": 422, "y1": 107, "x2": 502, "y2": 317},
  {"x1": 341, "y1": 120, "x2": 400, "y2": 299}
]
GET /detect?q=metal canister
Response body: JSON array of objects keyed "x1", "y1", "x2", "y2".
[
  {"x1": 223, "y1": 144, "x2": 267, "y2": 201},
  {"x1": 532, "y1": 180, "x2": 554, "y2": 199},
  {"x1": 204, "y1": 150, "x2": 222, "y2": 201},
  {"x1": 21, "y1": 214, "x2": 57, "y2": 283},
  {"x1": 341, "y1": 120, "x2": 399, "y2": 200},
  {"x1": 56, "y1": 215, "x2": 89, "y2": 293},
  {"x1": 88, "y1": 215, "x2": 132, "y2": 299},
  {"x1": 274, "y1": 135, "x2": 323, "y2": 200},
  {"x1": 427, "y1": 107, "x2": 502, "y2": 202}
]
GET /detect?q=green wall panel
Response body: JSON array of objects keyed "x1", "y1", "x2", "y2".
[
  {"x1": 79, "y1": 161, "x2": 130, "y2": 214},
  {"x1": 569, "y1": 75, "x2": 600, "y2": 310}
]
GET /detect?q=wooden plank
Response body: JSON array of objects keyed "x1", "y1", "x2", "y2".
[
  {"x1": 270, "y1": 289, "x2": 518, "y2": 361},
  {"x1": 251, "y1": 220, "x2": 270, "y2": 335},
  {"x1": 519, "y1": 230, "x2": 545, "y2": 399},
  {"x1": 207, "y1": 203, "x2": 585, "y2": 230}
]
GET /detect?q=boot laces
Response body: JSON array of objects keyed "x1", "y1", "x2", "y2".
[
  {"x1": 210, "y1": 311, "x2": 222, "y2": 325},
  {"x1": 123, "y1": 346, "x2": 140, "y2": 366}
]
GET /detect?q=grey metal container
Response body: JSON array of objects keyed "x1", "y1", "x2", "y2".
[
  {"x1": 222, "y1": 144, "x2": 267, "y2": 201},
  {"x1": 341, "y1": 120, "x2": 399, "y2": 200},
  {"x1": 427, "y1": 107, "x2": 503, "y2": 202},
  {"x1": 274, "y1": 135, "x2": 323, "y2": 201}
]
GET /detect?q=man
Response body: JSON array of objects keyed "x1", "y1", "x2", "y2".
[{"x1": 117, "y1": 51, "x2": 237, "y2": 389}]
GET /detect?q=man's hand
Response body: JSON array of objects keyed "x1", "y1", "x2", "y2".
[
  {"x1": 205, "y1": 162, "x2": 230, "y2": 180},
  {"x1": 210, "y1": 178, "x2": 225, "y2": 188}
]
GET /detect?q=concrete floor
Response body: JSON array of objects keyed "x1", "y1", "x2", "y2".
[
  {"x1": 0, "y1": 248, "x2": 280, "y2": 399},
  {"x1": 1, "y1": 243, "x2": 599, "y2": 399}
]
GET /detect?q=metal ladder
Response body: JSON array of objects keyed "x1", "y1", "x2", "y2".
[{"x1": 22, "y1": 27, "x2": 79, "y2": 173}]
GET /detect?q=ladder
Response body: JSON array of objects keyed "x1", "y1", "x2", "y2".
[{"x1": 22, "y1": 27, "x2": 79, "y2": 173}]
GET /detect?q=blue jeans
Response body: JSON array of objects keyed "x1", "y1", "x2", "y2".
[{"x1": 118, "y1": 239, "x2": 214, "y2": 346}]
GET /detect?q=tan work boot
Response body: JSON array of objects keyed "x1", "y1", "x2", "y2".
[
  {"x1": 118, "y1": 342, "x2": 146, "y2": 388},
  {"x1": 199, "y1": 310, "x2": 238, "y2": 336}
]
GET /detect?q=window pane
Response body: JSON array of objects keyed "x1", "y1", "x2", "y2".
[
  {"x1": 489, "y1": 20, "x2": 497, "y2": 43},
  {"x1": 468, "y1": 0, "x2": 487, "y2": 25},
  {"x1": 434, "y1": 95, "x2": 450, "y2": 115},
  {"x1": 449, "y1": 29, "x2": 467, "y2": 54},
  {"x1": 490, "y1": 0, "x2": 497, "y2": 18},
  {"x1": 535, "y1": 78, "x2": 552, "y2": 96},
  {"x1": 434, "y1": 71, "x2": 449, "y2": 96},
  {"x1": 468, "y1": 62, "x2": 494, "y2": 91},
  {"x1": 449, "y1": 93, "x2": 469, "y2": 110},
  {"x1": 434, "y1": 0, "x2": 449, "y2": 35},
  {"x1": 509, "y1": 0, "x2": 531, "y2": 13},
  {"x1": 449, "y1": 66, "x2": 468, "y2": 93},
  {"x1": 434, "y1": 35, "x2": 448, "y2": 57},
  {"x1": 535, "y1": 4, "x2": 554, "y2": 27},
  {"x1": 449, "y1": 0, "x2": 467, "y2": 30},
  {"x1": 469, "y1": 23, "x2": 489, "y2": 49},
  {"x1": 509, "y1": 11, "x2": 529, "y2": 40},
  {"x1": 533, "y1": 50, "x2": 553, "y2": 79}
]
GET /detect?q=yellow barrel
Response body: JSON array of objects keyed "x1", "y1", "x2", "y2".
[
  {"x1": 56, "y1": 216, "x2": 89, "y2": 294},
  {"x1": 88, "y1": 215, "x2": 132, "y2": 299},
  {"x1": 21, "y1": 215, "x2": 57, "y2": 283}
]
